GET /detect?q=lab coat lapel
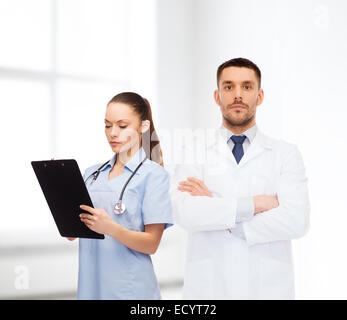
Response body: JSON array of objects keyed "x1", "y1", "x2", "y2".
[
  {"x1": 207, "y1": 128, "x2": 272, "y2": 167},
  {"x1": 207, "y1": 129, "x2": 235, "y2": 162},
  {"x1": 237, "y1": 129, "x2": 272, "y2": 167},
  {"x1": 204, "y1": 129, "x2": 234, "y2": 175}
]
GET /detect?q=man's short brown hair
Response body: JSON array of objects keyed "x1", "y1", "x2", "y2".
[{"x1": 217, "y1": 57, "x2": 261, "y2": 88}]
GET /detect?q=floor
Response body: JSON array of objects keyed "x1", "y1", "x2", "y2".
[{"x1": 30, "y1": 283, "x2": 184, "y2": 300}]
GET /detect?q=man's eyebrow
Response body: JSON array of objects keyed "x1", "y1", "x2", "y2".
[
  {"x1": 222, "y1": 80, "x2": 234, "y2": 85},
  {"x1": 221, "y1": 80, "x2": 255, "y2": 85},
  {"x1": 242, "y1": 80, "x2": 255, "y2": 84}
]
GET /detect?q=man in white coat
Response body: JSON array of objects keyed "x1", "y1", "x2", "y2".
[{"x1": 170, "y1": 57, "x2": 310, "y2": 299}]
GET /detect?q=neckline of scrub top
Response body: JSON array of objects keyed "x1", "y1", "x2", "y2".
[{"x1": 100, "y1": 147, "x2": 147, "y2": 175}]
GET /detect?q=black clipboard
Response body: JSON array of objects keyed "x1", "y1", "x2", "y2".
[{"x1": 31, "y1": 159, "x2": 104, "y2": 239}]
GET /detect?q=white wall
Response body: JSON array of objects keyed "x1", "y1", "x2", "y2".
[{"x1": 156, "y1": 0, "x2": 196, "y2": 130}]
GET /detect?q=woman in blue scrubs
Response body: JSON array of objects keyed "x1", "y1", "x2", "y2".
[{"x1": 69, "y1": 92, "x2": 173, "y2": 300}]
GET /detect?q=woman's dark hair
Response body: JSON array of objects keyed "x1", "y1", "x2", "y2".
[
  {"x1": 108, "y1": 92, "x2": 164, "y2": 167},
  {"x1": 217, "y1": 57, "x2": 261, "y2": 88}
]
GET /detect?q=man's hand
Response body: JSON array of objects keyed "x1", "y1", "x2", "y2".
[
  {"x1": 177, "y1": 177, "x2": 212, "y2": 197},
  {"x1": 253, "y1": 195, "x2": 279, "y2": 214}
]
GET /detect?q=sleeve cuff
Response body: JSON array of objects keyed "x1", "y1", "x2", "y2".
[
  {"x1": 231, "y1": 223, "x2": 246, "y2": 239},
  {"x1": 235, "y1": 196, "x2": 254, "y2": 222}
]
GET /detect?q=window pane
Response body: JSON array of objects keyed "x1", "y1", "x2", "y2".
[
  {"x1": 0, "y1": 79, "x2": 51, "y2": 232},
  {"x1": 57, "y1": 0, "x2": 129, "y2": 80},
  {"x1": 0, "y1": 0, "x2": 51, "y2": 71},
  {"x1": 56, "y1": 80, "x2": 128, "y2": 172}
]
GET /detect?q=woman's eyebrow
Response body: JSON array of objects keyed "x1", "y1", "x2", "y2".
[{"x1": 104, "y1": 118, "x2": 129, "y2": 123}]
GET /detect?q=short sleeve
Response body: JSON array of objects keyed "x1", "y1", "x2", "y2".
[
  {"x1": 82, "y1": 169, "x2": 91, "y2": 185},
  {"x1": 82, "y1": 164, "x2": 99, "y2": 185},
  {"x1": 142, "y1": 168, "x2": 174, "y2": 229}
]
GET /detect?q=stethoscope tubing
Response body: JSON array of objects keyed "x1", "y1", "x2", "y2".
[
  {"x1": 118, "y1": 158, "x2": 146, "y2": 201},
  {"x1": 84, "y1": 157, "x2": 147, "y2": 213}
]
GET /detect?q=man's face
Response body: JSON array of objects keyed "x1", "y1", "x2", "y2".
[{"x1": 214, "y1": 66, "x2": 264, "y2": 128}]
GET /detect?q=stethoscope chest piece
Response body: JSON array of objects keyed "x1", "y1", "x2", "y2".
[
  {"x1": 114, "y1": 201, "x2": 126, "y2": 215},
  {"x1": 85, "y1": 156, "x2": 147, "y2": 216}
]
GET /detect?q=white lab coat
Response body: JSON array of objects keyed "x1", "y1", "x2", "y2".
[{"x1": 170, "y1": 128, "x2": 310, "y2": 299}]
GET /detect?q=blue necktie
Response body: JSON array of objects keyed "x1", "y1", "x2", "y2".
[{"x1": 230, "y1": 135, "x2": 247, "y2": 164}]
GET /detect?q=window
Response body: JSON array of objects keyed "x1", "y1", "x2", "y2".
[{"x1": 0, "y1": 0, "x2": 156, "y2": 231}]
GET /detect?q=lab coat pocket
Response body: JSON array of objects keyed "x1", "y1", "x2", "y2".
[
  {"x1": 259, "y1": 257, "x2": 294, "y2": 299},
  {"x1": 184, "y1": 259, "x2": 213, "y2": 299}
]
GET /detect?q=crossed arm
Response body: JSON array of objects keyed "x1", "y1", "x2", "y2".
[
  {"x1": 173, "y1": 146, "x2": 310, "y2": 245},
  {"x1": 178, "y1": 177, "x2": 279, "y2": 215}
]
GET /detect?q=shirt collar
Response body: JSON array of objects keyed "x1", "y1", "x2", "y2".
[
  {"x1": 220, "y1": 123, "x2": 258, "y2": 144},
  {"x1": 101, "y1": 147, "x2": 147, "y2": 173}
]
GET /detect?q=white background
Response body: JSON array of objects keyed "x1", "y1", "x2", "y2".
[{"x1": 1, "y1": 0, "x2": 347, "y2": 299}]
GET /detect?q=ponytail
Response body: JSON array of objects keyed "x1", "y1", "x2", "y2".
[{"x1": 142, "y1": 98, "x2": 164, "y2": 166}]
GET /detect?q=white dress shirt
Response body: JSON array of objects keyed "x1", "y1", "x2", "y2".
[{"x1": 219, "y1": 124, "x2": 257, "y2": 238}]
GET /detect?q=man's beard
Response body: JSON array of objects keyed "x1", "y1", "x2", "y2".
[
  {"x1": 222, "y1": 103, "x2": 255, "y2": 127},
  {"x1": 222, "y1": 98, "x2": 257, "y2": 128},
  {"x1": 223, "y1": 112, "x2": 255, "y2": 127}
]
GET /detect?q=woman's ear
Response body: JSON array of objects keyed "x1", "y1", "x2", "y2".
[{"x1": 141, "y1": 120, "x2": 151, "y2": 133}]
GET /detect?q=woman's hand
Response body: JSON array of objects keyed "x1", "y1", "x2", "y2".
[
  {"x1": 80, "y1": 205, "x2": 165, "y2": 255},
  {"x1": 79, "y1": 204, "x2": 116, "y2": 235}
]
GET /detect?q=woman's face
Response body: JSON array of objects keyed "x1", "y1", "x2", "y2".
[{"x1": 105, "y1": 102, "x2": 144, "y2": 155}]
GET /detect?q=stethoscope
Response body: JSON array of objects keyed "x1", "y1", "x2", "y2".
[{"x1": 84, "y1": 157, "x2": 147, "y2": 214}]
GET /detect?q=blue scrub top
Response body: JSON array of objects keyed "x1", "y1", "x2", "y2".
[{"x1": 77, "y1": 147, "x2": 174, "y2": 300}]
